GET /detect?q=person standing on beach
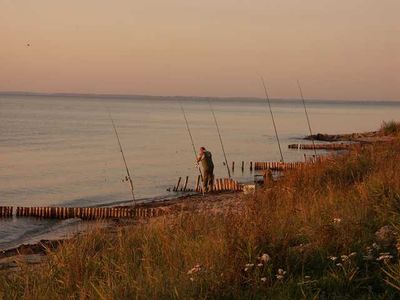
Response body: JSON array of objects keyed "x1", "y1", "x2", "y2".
[{"x1": 197, "y1": 147, "x2": 214, "y2": 192}]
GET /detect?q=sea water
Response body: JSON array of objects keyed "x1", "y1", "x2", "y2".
[{"x1": 1, "y1": 94, "x2": 399, "y2": 249}]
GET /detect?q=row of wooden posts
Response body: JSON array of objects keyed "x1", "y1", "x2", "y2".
[
  {"x1": 288, "y1": 143, "x2": 352, "y2": 150},
  {"x1": 253, "y1": 161, "x2": 304, "y2": 171},
  {"x1": 0, "y1": 206, "x2": 168, "y2": 220},
  {"x1": 173, "y1": 175, "x2": 243, "y2": 193},
  {"x1": 230, "y1": 161, "x2": 305, "y2": 172},
  {"x1": 0, "y1": 206, "x2": 13, "y2": 217},
  {"x1": 211, "y1": 178, "x2": 243, "y2": 192}
]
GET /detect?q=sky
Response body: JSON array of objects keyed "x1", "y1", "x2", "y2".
[{"x1": 0, "y1": 0, "x2": 399, "y2": 100}]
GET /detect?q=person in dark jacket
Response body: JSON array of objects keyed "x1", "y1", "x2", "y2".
[{"x1": 196, "y1": 146, "x2": 214, "y2": 192}]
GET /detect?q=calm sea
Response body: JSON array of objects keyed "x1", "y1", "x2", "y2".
[{"x1": 1, "y1": 95, "x2": 399, "y2": 250}]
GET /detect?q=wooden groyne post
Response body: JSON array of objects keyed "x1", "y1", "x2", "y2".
[
  {"x1": 288, "y1": 143, "x2": 353, "y2": 151},
  {"x1": 0, "y1": 206, "x2": 13, "y2": 218},
  {"x1": 13, "y1": 206, "x2": 170, "y2": 221},
  {"x1": 173, "y1": 177, "x2": 182, "y2": 192}
]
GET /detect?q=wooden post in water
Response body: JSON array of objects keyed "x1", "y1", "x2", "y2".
[
  {"x1": 174, "y1": 177, "x2": 182, "y2": 192},
  {"x1": 241, "y1": 161, "x2": 244, "y2": 172},
  {"x1": 182, "y1": 176, "x2": 189, "y2": 192},
  {"x1": 231, "y1": 161, "x2": 235, "y2": 172}
]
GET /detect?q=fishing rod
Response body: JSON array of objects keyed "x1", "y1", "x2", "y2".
[
  {"x1": 207, "y1": 99, "x2": 231, "y2": 179},
  {"x1": 178, "y1": 100, "x2": 204, "y2": 188},
  {"x1": 261, "y1": 77, "x2": 284, "y2": 162},
  {"x1": 108, "y1": 110, "x2": 136, "y2": 206},
  {"x1": 297, "y1": 80, "x2": 317, "y2": 158}
]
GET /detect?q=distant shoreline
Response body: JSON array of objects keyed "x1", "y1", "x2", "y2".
[{"x1": 0, "y1": 91, "x2": 399, "y2": 105}]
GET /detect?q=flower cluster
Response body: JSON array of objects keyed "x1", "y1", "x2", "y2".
[
  {"x1": 376, "y1": 252, "x2": 393, "y2": 263},
  {"x1": 328, "y1": 251, "x2": 357, "y2": 267},
  {"x1": 244, "y1": 253, "x2": 271, "y2": 272},
  {"x1": 333, "y1": 218, "x2": 342, "y2": 224},
  {"x1": 362, "y1": 242, "x2": 395, "y2": 263},
  {"x1": 187, "y1": 264, "x2": 202, "y2": 275},
  {"x1": 276, "y1": 268, "x2": 286, "y2": 280}
]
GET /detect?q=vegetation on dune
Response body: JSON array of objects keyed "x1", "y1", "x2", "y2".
[
  {"x1": 381, "y1": 120, "x2": 400, "y2": 136},
  {"x1": 2, "y1": 132, "x2": 400, "y2": 299}
]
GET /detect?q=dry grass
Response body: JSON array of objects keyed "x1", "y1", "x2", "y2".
[
  {"x1": 381, "y1": 121, "x2": 400, "y2": 136},
  {"x1": 2, "y1": 137, "x2": 400, "y2": 299}
]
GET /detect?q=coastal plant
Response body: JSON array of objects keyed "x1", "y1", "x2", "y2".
[{"x1": 381, "y1": 121, "x2": 400, "y2": 136}]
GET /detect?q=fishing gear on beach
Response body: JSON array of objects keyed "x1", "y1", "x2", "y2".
[
  {"x1": 297, "y1": 80, "x2": 317, "y2": 158},
  {"x1": 178, "y1": 100, "x2": 204, "y2": 188},
  {"x1": 260, "y1": 77, "x2": 284, "y2": 162},
  {"x1": 108, "y1": 110, "x2": 136, "y2": 205},
  {"x1": 207, "y1": 98, "x2": 231, "y2": 179}
]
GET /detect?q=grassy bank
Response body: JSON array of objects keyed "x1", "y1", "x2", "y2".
[{"x1": 2, "y1": 136, "x2": 400, "y2": 298}]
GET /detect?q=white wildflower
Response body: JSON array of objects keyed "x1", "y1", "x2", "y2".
[
  {"x1": 349, "y1": 252, "x2": 357, "y2": 258},
  {"x1": 341, "y1": 255, "x2": 349, "y2": 262},
  {"x1": 187, "y1": 264, "x2": 202, "y2": 275},
  {"x1": 190, "y1": 277, "x2": 194, "y2": 282},
  {"x1": 261, "y1": 277, "x2": 267, "y2": 282},
  {"x1": 260, "y1": 253, "x2": 271, "y2": 263},
  {"x1": 333, "y1": 218, "x2": 342, "y2": 224},
  {"x1": 276, "y1": 268, "x2": 287, "y2": 280},
  {"x1": 372, "y1": 243, "x2": 380, "y2": 250},
  {"x1": 257, "y1": 263, "x2": 263, "y2": 267},
  {"x1": 336, "y1": 263, "x2": 343, "y2": 267},
  {"x1": 245, "y1": 263, "x2": 254, "y2": 268},
  {"x1": 377, "y1": 253, "x2": 393, "y2": 262},
  {"x1": 328, "y1": 256, "x2": 338, "y2": 261}
]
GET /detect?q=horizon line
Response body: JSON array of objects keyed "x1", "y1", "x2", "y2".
[{"x1": 0, "y1": 90, "x2": 399, "y2": 103}]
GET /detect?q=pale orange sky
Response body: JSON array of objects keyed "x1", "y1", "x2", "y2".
[{"x1": 0, "y1": 0, "x2": 399, "y2": 100}]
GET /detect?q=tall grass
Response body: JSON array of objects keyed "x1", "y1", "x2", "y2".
[
  {"x1": 381, "y1": 121, "x2": 400, "y2": 136},
  {"x1": 2, "y1": 140, "x2": 400, "y2": 299}
]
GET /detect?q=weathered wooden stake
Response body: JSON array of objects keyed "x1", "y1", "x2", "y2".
[
  {"x1": 182, "y1": 176, "x2": 189, "y2": 192},
  {"x1": 174, "y1": 177, "x2": 182, "y2": 192}
]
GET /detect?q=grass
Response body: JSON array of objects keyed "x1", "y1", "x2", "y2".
[
  {"x1": 2, "y1": 131, "x2": 400, "y2": 299},
  {"x1": 380, "y1": 121, "x2": 400, "y2": 136}
]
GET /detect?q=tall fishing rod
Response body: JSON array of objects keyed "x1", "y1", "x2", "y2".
[
  {"x1": 297, "y1": 80, "x2": 317, "y2": 157},
  {"x1": 178, "y1": 100, "x2": 204, "y2": 185},
  {"x1": 108, "y1": 110, "x2": 136, "y2": 205},
  {"x1": 261, "y1": 77, "x2": 284, "y2": 162},
  {"x1": 207, "y1": 99, "x2": 231, "y2": 179}
]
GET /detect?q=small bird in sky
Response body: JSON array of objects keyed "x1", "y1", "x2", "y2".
[{"x1": 26, "y1": 43, "x2": 30, "y2": 47}]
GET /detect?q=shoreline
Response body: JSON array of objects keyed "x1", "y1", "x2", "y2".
[
  {"x1": 2, "y1": 126, "x2": 397, "y2": 273},
  {"x1": 0, "y1": 191, "x2": 241, "y2": 272},
  {"x1": 305, "y1": 129, "x2": 396, "y2": 143}
]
